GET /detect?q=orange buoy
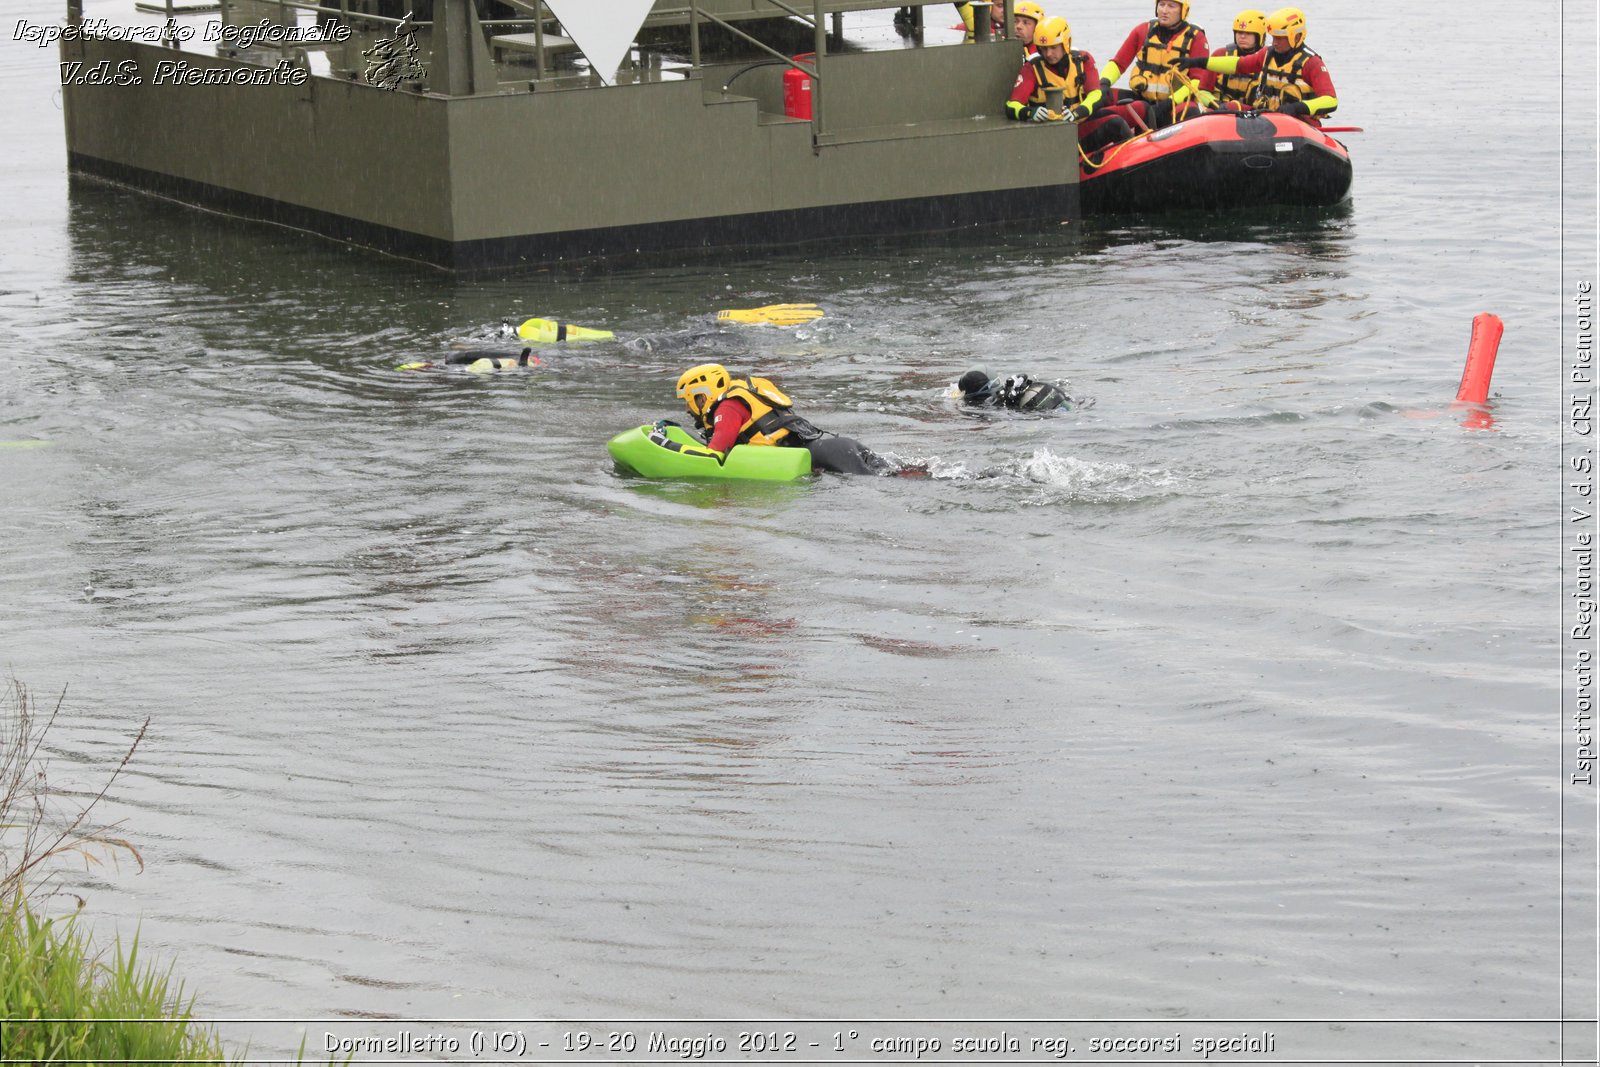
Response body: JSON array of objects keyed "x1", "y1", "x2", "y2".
[{"x1": 1454, "y1": 312, "x2": 1503, "y2": 404}]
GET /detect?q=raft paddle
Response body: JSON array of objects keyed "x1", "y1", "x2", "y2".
[{"x1": 716, "y1": 304, "x2": 825, "y2": 326}]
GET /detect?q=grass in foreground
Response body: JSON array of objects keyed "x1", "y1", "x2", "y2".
[
  {"x1": 1, "y1": 678, "x2": 235, "y2": 1062},
  {"x1": 1, "y1": 897, "x2": 239, "y2": 1063}
]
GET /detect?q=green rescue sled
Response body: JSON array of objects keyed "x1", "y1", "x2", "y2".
[{"x1": 606, "y1": 424, "x2": 811, "y2": 482}]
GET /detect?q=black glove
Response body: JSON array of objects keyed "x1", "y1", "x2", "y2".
[
  {"x1": 1172, "y1": 54, "x2": 1210, "y2": 69},
  {"x1": 1098, "y1": 77, "x2": 1113, "y2": 94},
  {"x1": 1066, "y1": 104, "x2": 1091, "y2": 123},
  {"x1": 1277, "y1": 99, "x2": 1310, "y2": 117}
]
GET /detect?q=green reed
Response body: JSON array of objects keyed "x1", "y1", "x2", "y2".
[
  {"x1": 0, "y1": 900, "x2": 238, "y2": 1063},
  {"x1": 1, "y1": 680, "x2": 342, "y2": 1064}
]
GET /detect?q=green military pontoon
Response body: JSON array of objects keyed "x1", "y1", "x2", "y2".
[{"x1": 59, "y1": 1, "x2": 1079, "y2": 269}]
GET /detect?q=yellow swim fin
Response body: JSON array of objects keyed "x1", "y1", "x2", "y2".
[
  {"x1": 515, "y1": 317, "x2": 615, "y2": 343},
  {"x1": 716, "y1": 303, "x2": 825, "y2": 326}
]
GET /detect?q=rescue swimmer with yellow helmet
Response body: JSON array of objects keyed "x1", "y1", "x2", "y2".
[
  {"x1": 1011, "y1": 0, "x2": 1044, "y2": 54},
  {"x1": 1005, "y1": 16, "x2": 1134, "y2": 156},
  {"x1": 674, "y1": 364, "x2": 896, "y2": 476},
  {"x1": 1173, "y1": 7, "x2": 1337, "y2": 124},
  {"x1": 1099, "y1": 0, "x2": 1215, "y2": 129},
  {"x1": 1209, "y1": 10, "x2": 1268, "y2": 109},
  {"x1": 956, "y1": 0, "x2": 1008, "y2": 43},
  {"x1": 954, "y1": 0, "x2": 1042, "y2": 51}
]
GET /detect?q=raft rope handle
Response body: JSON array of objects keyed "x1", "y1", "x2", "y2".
[
  {"x1": 1078, "y1": 128, "x2": 1153, "y2": 170},
  {"x1": 1078, "y1": 56, "x2": 1207, "y2": 170},
  {"x1": 1078, "y1": 55, "x2": 1237, "y2": 169},
  {"x1": 1165, "y1": 63, "x2": 1211, "y2": 123}
]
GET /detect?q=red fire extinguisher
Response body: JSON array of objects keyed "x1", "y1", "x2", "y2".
[{"x1": 783, "y1": 53, "x2": 815, "y2": 119}]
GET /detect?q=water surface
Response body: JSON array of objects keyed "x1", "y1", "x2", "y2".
[{"x1": 1, "y1": 1, "x2": 1595, "y2": 1061}]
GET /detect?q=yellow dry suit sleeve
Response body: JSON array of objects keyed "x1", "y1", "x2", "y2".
[
  {"x1": 1206, "y1": 55, "x2": 1238, "y2": 75},
  {"x1": 1081, "y1": 87, "x2": 1103, "y2": 113},
  {"x1": 1100, "y1": 59, "x2": 1121, "y2": 85},
  {"x1": 1305, "y1": 94, "x2": 1338, "y2": 116}
]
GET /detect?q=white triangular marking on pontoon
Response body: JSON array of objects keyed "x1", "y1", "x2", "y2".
[{"x1": 543, "y1": 0, "x2": 654, "y2": 87}]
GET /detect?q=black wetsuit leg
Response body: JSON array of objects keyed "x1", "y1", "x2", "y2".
[
  {"x1": 443, "y1": 347, "x2": 531, "y2": 365},
  {"x1": 1080, "y1": 116, "x2": 1132, "y2": 154},
  {"x1": 804, "y1": 436, "x2": 893, "y2": 476}
]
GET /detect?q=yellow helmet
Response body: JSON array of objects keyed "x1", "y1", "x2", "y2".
[
  {"x1": 1232, "y1": 9, "x2": 1267, "y2": 37},
  {"x1": 676, "y1": 363, "x2": 730, "y2": 421},
  {"x1": 1014, "y1": 1, "x2": 1045, "y2": 23},
  {"x1": 1265, "y1": 6, "x2": 1306, "y2": 47},
  {"x1": 1157, "y1": 0, "x2": 1190, "y2": 22},
  {"x1": 1033, "y1": 15, "x2": 1069, "y2": 49}
]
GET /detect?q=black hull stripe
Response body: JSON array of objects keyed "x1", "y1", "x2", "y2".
[{"x1": 68, "y1": 153, "x2": 1081, "y2": 273}]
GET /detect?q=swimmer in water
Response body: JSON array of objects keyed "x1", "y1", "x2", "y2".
[{"x1": 952, "y1": 369, "x2": 1070, "y2": 412}]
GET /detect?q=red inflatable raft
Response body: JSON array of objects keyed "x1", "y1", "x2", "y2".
[{"x1": 1081, "y1": 110, "x2": 1353, "y2": 214}]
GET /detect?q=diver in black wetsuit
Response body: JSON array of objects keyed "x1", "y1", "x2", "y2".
[
  {"x1": 443, "y1": 347, "x2": 538, "y2": 368},
  {"x1": 954, "y1": 369, "x2": 1070, "y2": 411},
  {"x1": 396, "y1": 347, "x2": 540, "y2": 372}
]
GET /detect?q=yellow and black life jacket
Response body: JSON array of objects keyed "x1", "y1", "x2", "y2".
[
  {"x1": 1255, "y1": 45, "x2": 1325, "y2": 112},
  {"x1": 1213, "y1": 44, "x2": 1261, "y2": 105},
  {"x1": 1130, "y1": 20, "x2": 1202, "y2": 102},
  {"x1": 708, "y1": 376, "x2": 814, "y2": 446},
  {"x1": 1026, "y1": 51, "x2": 1089, "y2": 107}
]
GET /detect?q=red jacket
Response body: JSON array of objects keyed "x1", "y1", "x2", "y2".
[
  {"x1": 1009, "y1": 50, "x2": 1101, "y2": 109},
  {"x1": 706, "y1": 397, "x2": 751, "y2": 452},
  {"x1": 1109, "y1": 21, "x2": 1214, "y2": 91},
  {"x1": 1228, "y1": 46, "x2": 1336, "y2": 101}
]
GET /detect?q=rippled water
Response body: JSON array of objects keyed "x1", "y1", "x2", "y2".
[{"x1": 2, "y1": 0, "x2": 1595, "y2": 1061}]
